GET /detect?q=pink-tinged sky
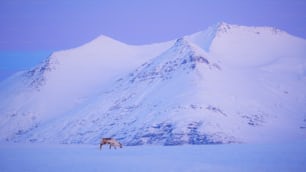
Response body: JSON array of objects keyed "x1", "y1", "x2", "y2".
[
  {"x1": 0, "y1": 0, "x2": 306, "y2": 80},
  {"x1": 0, "y1": 0, "x2": 306, "y2": 51}
]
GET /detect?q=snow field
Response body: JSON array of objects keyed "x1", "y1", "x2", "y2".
[{"x1": 0, "y1": 142, "x2": 305, "y2": 172}]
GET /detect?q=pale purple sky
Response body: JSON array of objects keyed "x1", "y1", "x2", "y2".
[
  {"x1": 1, "y1": 0, "x2": 306, "y2": 51},
  {"x1": 0, "y1": 0, "x2": 306, "y2": 79}
]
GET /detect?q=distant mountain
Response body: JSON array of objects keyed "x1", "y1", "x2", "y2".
[{"x1": 1, "y1": 22, "x2": 306, "y2": 145}]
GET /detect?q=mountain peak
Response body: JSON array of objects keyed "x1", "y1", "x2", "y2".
[
  {"x1": 81, "y1": 34, "x2": 128, "y2": 48},
  {"x1": 173, "y1": 37, "x2": 194, "y2": 51},
  {"x1": 214, "y1": 21, "x2": 286, "y2": 36},
  {"x1": 126, "y1": 37, "x2": 218, "y2": 84},
  {"x1": 173, "y1": 37, "x2": 212, "y2": 62},
  {"x1": 92, "y1": 34, "x2": 122, "y2": 43},
  {"x1": 215, "y1": 22, "x2": 233, "y2": 33}
]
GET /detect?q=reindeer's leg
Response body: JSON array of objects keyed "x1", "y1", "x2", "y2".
[
  {"x1": 100, "y1": 143, "x2": 103, "y2": 150},
  {"x1": 109, "y1": 143, "x2": 111, "y2": 149}
]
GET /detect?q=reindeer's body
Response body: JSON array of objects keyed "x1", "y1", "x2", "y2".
[{"x1": 100, "y1": 138, "x2": 122, "y2": 150}]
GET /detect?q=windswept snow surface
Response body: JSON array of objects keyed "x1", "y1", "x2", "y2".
[
  {"x1": 0, "y1": 22, "x2": 306, "y2": 145},
  {"x1": 0, "y1": 142, "x2": 305, "y2": 172}
]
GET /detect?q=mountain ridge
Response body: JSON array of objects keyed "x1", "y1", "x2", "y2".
[{"x1": 0, "y1": 23, "x2": 306, "y2": 145}]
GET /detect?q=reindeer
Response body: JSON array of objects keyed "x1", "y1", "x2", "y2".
[{"x1": 100, "y1": 138, "x2": 123, "y2": 150}]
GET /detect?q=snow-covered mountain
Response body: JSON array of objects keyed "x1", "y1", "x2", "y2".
[{"x1": 1, "y1": 22, "x2": 306, "y2": 145}]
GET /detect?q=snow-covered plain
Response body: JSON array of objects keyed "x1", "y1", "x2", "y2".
[{"x1": 0, "y1": 142, "x2": 305, "y2": 172}]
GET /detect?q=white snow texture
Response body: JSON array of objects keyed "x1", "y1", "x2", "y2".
[{"x1": 0, "y1": 22, "x2": 306, "y2": 145}]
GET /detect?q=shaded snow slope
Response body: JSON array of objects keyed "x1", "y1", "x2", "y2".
[{"x1": 0, "y1": 23, "x2": 306, "y2": 145}]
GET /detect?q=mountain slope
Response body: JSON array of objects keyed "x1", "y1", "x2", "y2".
[
  {"x1": 0, "y1": 36, "x2": 173, "y2": 142},
  {"x1": 0, "y1": 23, "x2": 306, "y2": 145}
]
